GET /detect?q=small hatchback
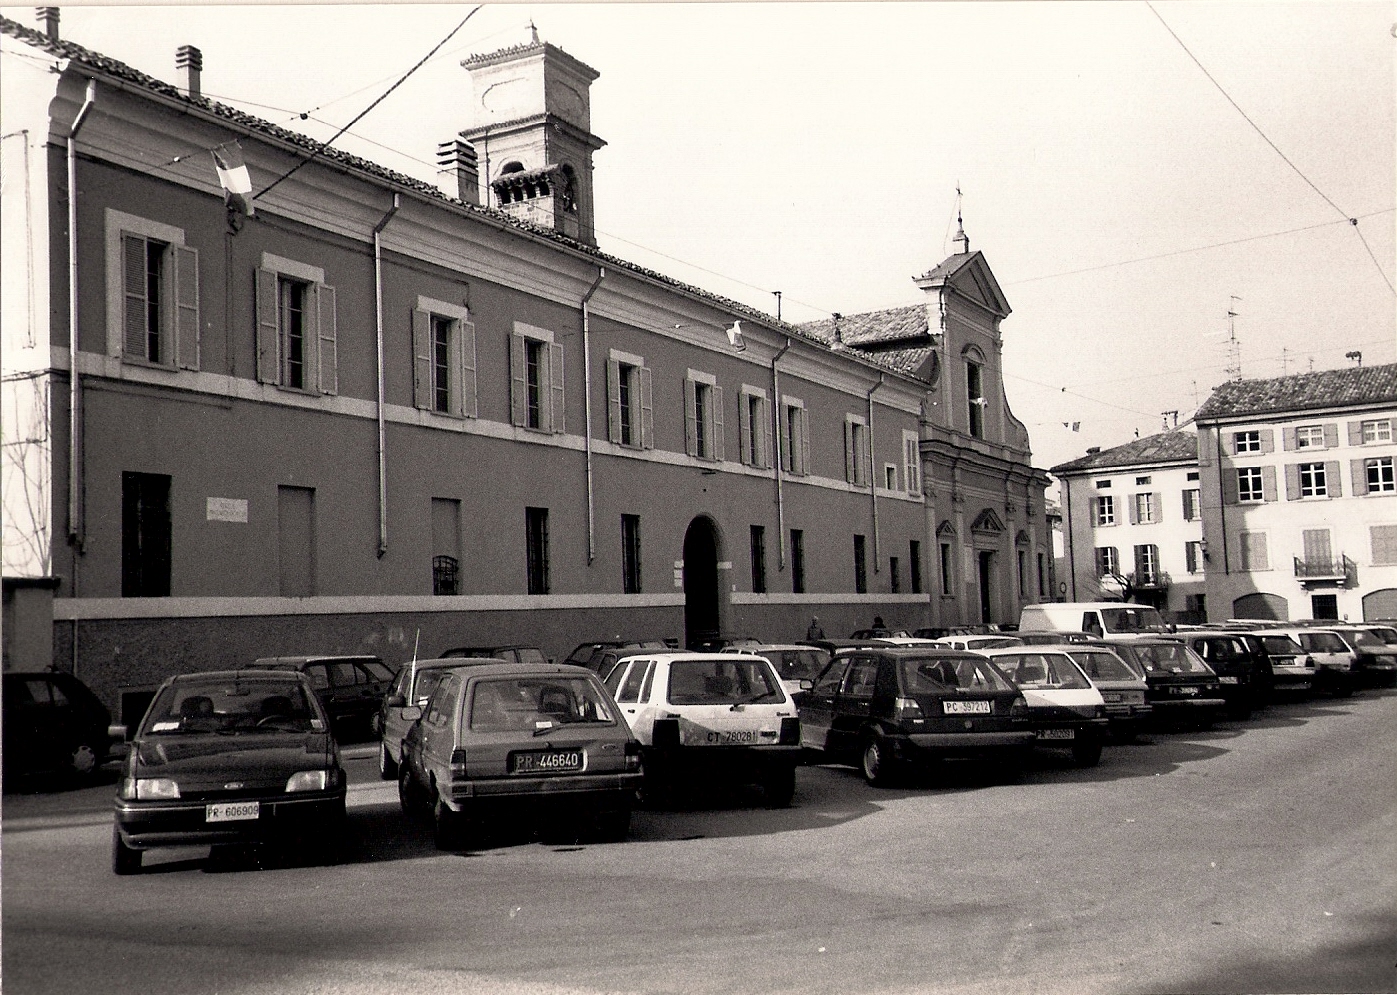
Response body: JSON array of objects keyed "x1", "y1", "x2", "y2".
[
  {"x1": 3, "y1": 671, "x2": 112, "y2": 784},
  {"x1": 248, "y1": 655, "x2": 395, "y2": 741},
  {"x1": 721, "y1": 644, "x2": 832, "y2": 697},
  {"x1": 1183, "y1": 633, "x2": 1272, "y2": 718},
  {"x1": 604, "y1": 652, "x2": 802, "y2": 806},
  {"x1": 111, "y1": 670, "x2": 346, "y2": 874},
  {"x1": 799, "y1": 647, "x2": 1035, "y2": 784},
  {"x1": 399, "y1": 662, "x2": 641, "y2": 849},
  {"x1": 978, "y1": 649, "x2": 1110, "y2": 766},
  {"x1": 1061, "y1": 645, "x2": 1153, "y2": 741},
  {"x1": 1098, "y1": 638, "x2": 1226, "y2": 727},
  {"x1": 377, "y1": 657, "x2": 502, "y2": 780}
]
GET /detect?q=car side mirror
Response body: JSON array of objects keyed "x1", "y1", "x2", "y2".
[
  {"x1": 386, "y1": 693, "x2": 406, "y2": 708},
  {"x1": 401, "y1": 705, "x2": 423, "y2": 722},
  {"x1": 107, "y1": 723, "x2": 129, "y2": 742},
  {"x1": 799, "y1": 679, "x2": 814, "y2": 691}
]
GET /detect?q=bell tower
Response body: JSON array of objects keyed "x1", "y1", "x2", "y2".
[{"x1": 460, "y1": 34, "x2": 605, "y2": 245}]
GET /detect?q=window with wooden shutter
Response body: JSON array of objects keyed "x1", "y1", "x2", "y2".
[
  {"x1": 459, "y1": 319, "x2": 477, "y2": 417},
  {"x1": 316, "y1": 283, "x2": 337, "y2": 395},
  {"x1": 256, "y1": 255, "x2": 333, "y2": 393},
  {"x1": 412, "y1": 310, "x2": 432, "y2": 410},
  {"x1": 1371, "y1": 525, "x2": 1397, "y2": 565},
  {"x1": 1285, "y1": 464, "x2": 1301, "y2": 501},
  {"x1": 1257, "y1": 428, "x2": 1275, "y2": 453},
  {"x1": 1322, "y1": 424, "x2": 1339, "y2": 449},
  {"x1": 509, "y1": 332, "x2": 528, "y2": 427},
  {"x1": 638, "y1": 366, "x2": 653, "y2": 448},
  {"x1": 1352, "y1": 459, "x2": 1370, "y2": 496},
  {"x1": 173, "y1": 245, "x2": 200, "y2": 370},
  {"x1": 1239, "y1": 532, "x2": 1269, "y2": 571},
  {"x1": 1261, "y1": 465, "x2": 1277, "y2": 502},
  {"x1": 738, "y1": 391, "x2": 752, "y2": 465},
  {"x1": 684, "y1": 379, "x2": 698, "y2": 456},
  {"x1": 710, "y1": 385, "x2": 724, "y2": 461},
  {"x1": 904, "y1": 431, "x2": 922, "y2": 496},
  {"x1": 255, "y1": 268, "x2": 280, "y2": 384},
  {"x1": 1152, "y1": 492, "x2": 1163, "y2": 522},
  {"x1": 1347, "y1": 421, "x2": 1364, "y2": 445},
  {"x1": 107, "y1": 211, "x2": 198, "y2": 370},
  {"x1": 1282, "y1": 426, "x2": 1297, "y2": 451},
  {"x1": 607, "y1": 356, "x2": 648, "y2": 448},
  {"x1": 606, "y1": 359, "x2": 623, "y2": 443},
  {"x1": 1325, "y1": 460, "x2": 1342, "y2": 498},
  {"x1": 548, "y1": 342, "x2": 565, "y2": 434}
]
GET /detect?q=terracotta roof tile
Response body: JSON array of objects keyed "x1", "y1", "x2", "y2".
[
  {"x1": 1051, "y1": 430, "x2": 1198, "y2": 474},
  {"x1": 1194, "y1": 364, "x2": 1397, "y2": 421},
  {"x1": 798, "y1": 304, "x2": 930, "y2": 347}
]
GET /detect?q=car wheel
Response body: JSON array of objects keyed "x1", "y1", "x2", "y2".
[
  {"x1": 69, "y1": 741, "x2": 100, "y2": 780},
  {"x1": 861, "y1": 737, "x2": 896, "y2": 787},
  {"x1": 379, "y1": 742, "x2": 398, "y2": 782},
  {"x1": 593, "y1": 807, "x2": 632, "y2": 843},
  {"x1": 432, "y1": 791, "x2": 466, "y2": 851},
  {"x1": 398, "y1": 766, "x2": 420, "y2": 818},
  {"x1": 1071, "y1": 737, "x2": 1103, "y2": 768},
  {"x1": 762, "y1": 763, "x2": 796, "y2": 808},
  {"x1": 112, "y1": 827, "x2": 142, "y2": 875}
]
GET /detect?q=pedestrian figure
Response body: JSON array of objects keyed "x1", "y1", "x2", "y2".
[
  {"x1": 872, "y1": 615, "x2": 886, "y2": 630},
  {"x1": 806, "y1": 616, "x2": 825, "y2": 640}
]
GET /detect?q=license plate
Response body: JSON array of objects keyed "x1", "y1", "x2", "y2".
[
  {"x1": 1037, "y1": 728, "x2": 1075, "y2": 740},
  {"x1": 698, "y1": 729, "x2": 759, "y2": 745},
  {"x1": 1219, "y1": 676, "x2": 1239, "y2": 685},
  {"x1": 513, "y1": 750, "x2": 583, "y2": 774},
  {"x1": 1171, "y1": 686, "x2": 1200, "y2": 696},
  {"x1": 206, "y1": 801, "x2": 259, "y2": 823},
  {"x1": 943, "y1": 700, "x2": 991, "y2": 714},
  {"x1": 1100, "y1": 692, "x2": 1123, "y2": 703}
]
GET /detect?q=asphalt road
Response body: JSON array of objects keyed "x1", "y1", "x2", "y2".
[{"x1": 3, "y1": 692, "x2": 1395, "y2": 995}]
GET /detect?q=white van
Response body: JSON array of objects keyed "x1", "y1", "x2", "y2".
[{"x1": 1018, "y1": 602, "x2": 1170, "y2": 640}]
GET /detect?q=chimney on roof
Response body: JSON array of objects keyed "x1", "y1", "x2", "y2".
[
  {"x1": 176, "y1": 45, "x2": 203, "y2": 100},
  {"x1": 1086, "y1": 446, "x2": 1100, "y2": 455},
  {"x1": 436, "y1": 136, "x2": 481, "y2": 205},
  {"x1": 831, "y1": 313, "x2": 843, "y2": 344},
  {"x1": 35, "y1": 7, "x2": 58, "y2": 41}
]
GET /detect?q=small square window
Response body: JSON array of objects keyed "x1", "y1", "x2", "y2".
[
  {"x1": 1237, "y1": 467, "x2": 1264, "y2": 502},
  {"x1": 1135, "y1": 476, "x2": 1151, "y2": 486},
  {"x1": 1094, "y1": 480, "x2": 1112, "y2": 490},
  {"x1": 1362, "y1": 420, "x2": 1392, "y2": 444},
  {"x1": 1095, "y1": 495, "x2": 1115, "y2": 526},
  {"x1": 1296, "y1": 425, "x2": 1325, "y2": 450},
  {"x1": 1234, "y1": 431, "x2": 1260, "y2": 454},
  {"x1": 1367, "y1": 457, "x2": 1395, "y2": 493},
  {"x1": 1299, "y1": 462, "x2": 1328, "y2": 498}
]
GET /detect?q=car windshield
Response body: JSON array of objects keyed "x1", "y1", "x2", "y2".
[
  {"x1": 1365, "y1": 627, "x2": 1397, "y2": 646},
  {"x1": 1100, "y1": 607, "x2": 1167, "y2": 633},
  {"x1": 1343, "y1": 630, "x2": 1384, "y2": 649},
  {"x1": 1197, "y1": 638, "x2": 1248, "y2": 661},
  {"x1": 361, "y1": 660, "x2": 394, "y2": 682},
  {"x1": 514, "y1": 648, "x2": 550, "y2": 666},
  {"x1": 764, "y1": 649, "x2": 831, "y2": 682},
  {"x1": 1300, "y1": 632, "x2": 1349, "y2": 653},
  {"x1": 991, "y1": 653, "x2": 1092, "y2": 689},
  {"x1": 468, "y1": 677, "x2": 614, "y2": 732},
  {"x1": 666, "y1": 659, "x2": 783, "y2": 705},
  {"x1": 143, "y1": 679, "x2": 321, "y2": 735},
  {"x1": 899, "y1": 656, "x2": 1014, "y2": 693},
  {"x1": 1126, "y1": 643, "x2": 1210, "y2": 674},
  {"x1": 1258, "y1": 635, "x2": 1304, "y2": 656},
  {"x1": 1068, "y1": 649, "x2": 1141, "y2": 681}
]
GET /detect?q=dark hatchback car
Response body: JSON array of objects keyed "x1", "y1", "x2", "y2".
[
  {"x1": 1099, "y1": 639, "x2": 1226, "y2": 727},
  {"x1": 3, "y1": 671, "x2": 112, "y2": 784},
  {"x1": 799, "y1": 647, "x2": 1034, "y2": 785},
  {"x1": 1182, "y1": 633, "x2": 1272, "y2": 718},
  {"x1": 442, "y1": 645, "x2": 550, "y2": 666},
  {"x1": 111, "y1": 670, "x2": 346, "y2": 874},
  {"x1": 248, "y1": 655, "x2": 395, "y2": 740},
  {"x1": 563, "y1": 640, "x2": 672, "y2": 677}
]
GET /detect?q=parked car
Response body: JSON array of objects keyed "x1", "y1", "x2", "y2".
[
  {"x1": 934, "y1": 634, "x2": 1024, "y2": 652},
  {"x1": 1181, "y1": 633, "x2": 1272, "y2": 718},
  {"x1": 602, "y1": 652, "x2": 801, "y2": 806},
  {"x1": 1234, "y1": 631, "x2": 1318, "y2": 695},
  {"x1": 1326, "y1": 626, "x2": 1397, "y2": 688},
  {"x1": 398, "y1": 662, "x2": 641, "y2": 848},
  {"x1": 441, "y1": 645, "x2": 550, "y2": 666},
  {"x1": 1015, "y1": 631, "x2": 1101, "y2": 646},
  {"x1": 722, "y1": 643, "x2": 832, "y2": 696},
  {"x1": 1270, "y1": 628, "x2": 1361, "y2": 696},
  {"x1": 247, "y1": 655, "x2": 395, "y2": 741},
  {"x1": 562, "y1": 639, "x2": 672, "y2": 675},
  {"x1": 3, "y1": 670, "x2": 112, "y2": 784},
  {"x1": 798, "y1": 647, "x2": 1035, "y2": 784},
  {"x1": 1019, "y1": 602, "x2": 1171, "y2": 639},
  {"x1": 1060, "y1": 645, "x2": 1153, "y2": 741},
  {"x1": 110, "y1": 669, "x2": 346, "y2": 874},
  {"x1": 377, "y1": 657, "x2": 502, "y2": 780},
  {"x1": 1097, "y1": 638, "x2": 1226, "y2": 728},
  {"x1": 977, "y1": 648, "x2": 1109, "y2": 766},
  {"x1": 848, "y1": 628, "x2": 911, "y2": 639},
  {"x1": 686, "y1": 635, "x2": 763, "y2": 652}
]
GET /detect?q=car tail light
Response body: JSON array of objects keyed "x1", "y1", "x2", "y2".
[
  {"x1": 449, "y1": 749, "x2": 468, "y2": 778},
  {"x1": 1302, "y1": 655, "x2": 1315, "y2": 669},
  {"x1": 135, "y1": 778, "x2": 180, "y2": 800},
  {"x1": 1010, "y1": 695, "x2": 1029, "y2": 717},
  {"x1": 623, "y1": 740, "x2": 642, "y2": 771},
  {"x1": 652, "y1": 718, "x2": 680, "y2": 749},
  {"x1": 778, "y1": 717, "x2": 800, "y2": 745},
  {"x1": 118, "y1": 778, "x2": 137, "y2": 800},
  {"x1": 892, "y1": 697, "x2": 924, "y2": 722}
]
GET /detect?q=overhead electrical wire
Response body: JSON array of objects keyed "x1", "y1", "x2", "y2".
[{"x1": 1145, "y1": 0, "x2": 1395, "y2": 295}]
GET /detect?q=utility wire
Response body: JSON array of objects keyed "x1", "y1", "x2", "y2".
[
  {"x1": 1145, "y1": 0, "x2": 1394, "y2": 295},
  {"x1": 255, "y1": 6, "x2": 482, "y2": 202}
]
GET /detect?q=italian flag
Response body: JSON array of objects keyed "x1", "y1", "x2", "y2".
[{"x1": 212, "y1": 141, "x2": 254, "y2": 216}]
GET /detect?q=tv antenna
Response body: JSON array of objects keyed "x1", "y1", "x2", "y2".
[{"x1": 1224, "y1": 296, "x2": 1242, "y2": 381}]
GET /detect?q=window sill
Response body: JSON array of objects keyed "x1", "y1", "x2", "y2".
[{"x1": 121, "y1": 356, "x2": 181, "y2": 373}]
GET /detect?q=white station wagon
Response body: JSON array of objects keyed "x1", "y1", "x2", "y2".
[{"x1": 604, "y1": 652, "x2": 802, "y2": 807}]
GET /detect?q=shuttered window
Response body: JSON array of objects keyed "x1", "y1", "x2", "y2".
[
  {"x1": 737, "y1": 387, "x2": 772, "y2": 468},
  {"x1": 903, "y1": 431, "x2": 922, "y2": 496},
  {"x1": 683, "y1": 372, "x2": 723, "y2": 460},
  {"x1": 119, "y1": 233, "x2": 199, "y2": 369},
  {"x1": 1239, "y1": 532, "x2": 1269, "y2": 572},
  {"x1": 844, "y1": 416, "x2": 871, "y2": 486},
  {"x1": 510, "y1": 328, "x2": 564, "y2": 433},
  {"x1": 607, "y1": 353, "x2": 653, "y2": 449},
  {"x1": 412, "y1": 299, "x2": 476, "y2": 418},
  {"x1": 1371, "y1": 525, "x2": 1397, "y2": 566},
  {"x1": 781, "y1": 400, "x2": 810, "y2": 476},
  {"x1": 255, "y1": 255, "x2": 336, "y2": 394}
]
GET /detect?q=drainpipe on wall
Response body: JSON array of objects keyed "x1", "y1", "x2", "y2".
[
  {"x1": 1214, "y1": 427, "x2": 1230, "y2": 575},
  {"x1": 1062, "y1": 477, "x2": 1076, "y2": 601},
  {"x1": 867, "y1": 375, "x2": 885, "y2": 573},
  {"x1": 372, "y1": 194, "x2": 400, "y2": 557},
  {"x1": 66, "y1": 79, "x2": 96, "y2": 559},
  {"x1": 770, "y1": 337, "x2": 792, "y2": 568},
  {"x1": 580, "y1": 267, "x2": 606, "y2": 564}
]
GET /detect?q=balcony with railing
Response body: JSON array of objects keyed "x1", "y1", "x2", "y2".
[{"x1": 1293, "y1": 554, "x2": 1356, "y2": 586}]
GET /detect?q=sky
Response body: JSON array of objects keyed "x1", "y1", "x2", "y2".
[{"x1": 7, "y1": 2, "x2": 1393, "y2": 477}]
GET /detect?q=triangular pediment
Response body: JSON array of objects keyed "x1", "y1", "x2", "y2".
[
  {"x1": 947, "y1": 253, "x2": 1011, "y2": 319},
  {"x1": 970, "y1": 508, "x2": 1006, "y2": 534}
]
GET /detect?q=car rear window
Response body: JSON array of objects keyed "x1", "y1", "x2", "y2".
[
  {"x1": 967, "y1": 637, "x2": 1023, "y2": 650},
  {"x1": 412, "y1": 668, "x2": 454, "y2": 705},
  {"x1": 898, "y1": 656, "x2": 1014, "y2": 693},
  {"x1": 468, "y1": 677, "x2": 615, "y2": 732},
  {"x1": 1068, "y1": 649, "x2": 1141, "y2": 682},
  {"x1": 991, "y1": 653, "x2": 1092, "y2": 689},
  {"x1": 1129, "y1": 643, "x2": 1211, "y2": 674},
  {"x1": 1258, "y1": 635, "x2": 1304, "y2": 656},
  {"x1": 1344, "y1": 630, "x2": 1384, "y2": 649},
  {"x1": 666, "y1": 659, "x2": 782, "y2": 705},
  {"x1": 144, "y1": 679, "x2": 321, "y2": 734},
  {"x1": 765, "y1": 649, "x2": 830, "y2": 682},
  {"x1": 361, "y1": 660, "x2": 394, "y2": 682},
  {"x1": 1299, "y1": 632, "x2": 1349, "y2": 653},
  {"x1": 1195, "y1": 638, "x2": 1247, "y2": 661}
]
